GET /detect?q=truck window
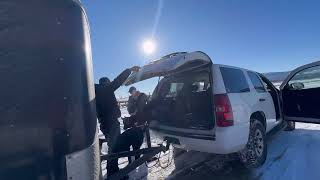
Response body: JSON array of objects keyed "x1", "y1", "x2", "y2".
[
  {"x1": 248, "y1": 71, "x2": 266, "y2": 93},
  {"x1": 220, "y1": 67, "x2": 250, "y2": 93}
]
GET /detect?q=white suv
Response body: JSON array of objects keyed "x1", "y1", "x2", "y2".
[{"x1": 125, "y1": 51, "x2": 296, "y2": 168}]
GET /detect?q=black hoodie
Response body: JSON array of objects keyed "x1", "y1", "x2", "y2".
[{"x1": 95, "y1": 69, "x2": 131, "y2": 121}]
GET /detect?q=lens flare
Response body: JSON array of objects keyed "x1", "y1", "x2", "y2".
[{"x1": 142, "y1": 39, "x2": 156, "y2": 55}]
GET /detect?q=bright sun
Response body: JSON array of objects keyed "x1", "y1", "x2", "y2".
[{"x1": 142, "y1": 39, "x2": 156, "y2": 55}]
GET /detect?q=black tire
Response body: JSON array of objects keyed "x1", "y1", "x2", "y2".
[
  {"x1": 285, "y1": 121, "x2": 295, "y2": 131},
  {"x1": 239, "y1": 119, "x2": 267, "y2": 169}
]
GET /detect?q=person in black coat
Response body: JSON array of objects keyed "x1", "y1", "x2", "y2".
[
  {"x1": 107, "y1": 88, "x2": 149, "y2": 177},
  {"x1": 127, "y1": 86, "x2": 137, "y2": 115},
  {"x1": 94, "y1": 66, "x2": 139, "y2": 176}
]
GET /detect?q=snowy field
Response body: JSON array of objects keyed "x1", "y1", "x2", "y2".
[{"x1": 101, "y1": 108, "x2": 320, "y2": 180}]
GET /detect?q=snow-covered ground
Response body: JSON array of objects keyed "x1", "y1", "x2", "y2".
[
  {"x1": 101, "y1": 108, "x2": 320, "y2": 180},
  {"x1": 255, "y1": 123, "x2": 320, "y2": 180}
]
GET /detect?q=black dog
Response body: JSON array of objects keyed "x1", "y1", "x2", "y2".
[
  {"x1": 121, "y1": 115, "x2": 144, "y2": 161},
  {"x1": 122, "y1": 116, "x2": 136, "y2": 130}
]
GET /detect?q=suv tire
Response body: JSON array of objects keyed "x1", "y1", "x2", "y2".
[
  {"x1": 284, "y1": 121, "x2": 295, "y2": 131},
  {"x1": 239, "y1": 119, "x2": 267, "y2": 169}
]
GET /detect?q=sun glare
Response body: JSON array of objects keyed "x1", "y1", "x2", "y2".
[{"x1": 142, "y1": 39, "x2": 156, "y2": 55}]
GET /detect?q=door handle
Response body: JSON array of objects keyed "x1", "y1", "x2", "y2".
[{"x1": 259, "y1": 98, "x2": 266, "y2": 102}]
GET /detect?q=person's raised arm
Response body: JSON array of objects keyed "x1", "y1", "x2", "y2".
[{"x1": 110, "y1": 66, "x2": 140, "y2": 91}]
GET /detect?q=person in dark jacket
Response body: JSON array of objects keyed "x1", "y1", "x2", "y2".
[
  {"x1": 127, "y1": 86, "x2": 137, "y2": 115},
  {"x1": 128, "y1": 87, "x2": 148, "y2": 115},
  {"x1": 107, "y1": 88, "x2": 149, "y2": 177},
  {"x1": 94, "y1": 66, "x2": 139, "y2": 177}
]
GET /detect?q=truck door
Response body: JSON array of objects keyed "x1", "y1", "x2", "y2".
[{"x1": 280, "y1": 62, "x2": 320, "y2": 124}]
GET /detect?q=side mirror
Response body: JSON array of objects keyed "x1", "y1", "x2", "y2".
[{"x1": 289, "y1": 82, "x2": 304, "y2": 90}]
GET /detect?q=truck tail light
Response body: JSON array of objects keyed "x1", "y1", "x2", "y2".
[{"x1": 214, "y1": 94, "x2": 234, "y2": 127}]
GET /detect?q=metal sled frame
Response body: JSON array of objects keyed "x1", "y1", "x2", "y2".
[{"x1": 100, "y1": 127, "x2": 171, "y2": 180}]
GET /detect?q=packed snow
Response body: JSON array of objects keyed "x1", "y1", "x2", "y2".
[{"x1": 101, "y1": 108, "x2": 320, "y2": 180}]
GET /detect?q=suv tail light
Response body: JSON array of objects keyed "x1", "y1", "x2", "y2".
[{"x1": 214, "y1": 94, "x2": 234, "y2": 127}]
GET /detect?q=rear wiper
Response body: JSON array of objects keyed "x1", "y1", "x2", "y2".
[
  {"x1": 255, "y1": 87, "x2": 266, "y2": 91},
  {"x1": 239, "y1": 88, "x2": 250, "y2": 92}
]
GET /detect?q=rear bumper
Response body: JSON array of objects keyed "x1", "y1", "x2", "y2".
[
  {"x1": 150, "y1": 123, "x2": 249, "y2": 154},
  {"x1": 151, "y1": 127, "x2": 215, "y2": 141}
]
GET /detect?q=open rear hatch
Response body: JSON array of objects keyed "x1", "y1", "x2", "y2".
[
  {"x1": 124, "y1": 51, "x2": 212, "y2": 85},
  {"x1": 125, "y1": 51, "x2": 215, "y2": 137}
]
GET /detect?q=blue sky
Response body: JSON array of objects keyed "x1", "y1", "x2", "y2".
[{"x1": 82, "y1": 0, "x2": 320, "y2": 97}]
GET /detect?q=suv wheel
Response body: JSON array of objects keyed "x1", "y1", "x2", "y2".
[
  {"x1": 285, "y1": 121, "x2": 295, "y2": 131},
  {"x1": 239, "y1": 119, "x2": 267, "y2": 169}
]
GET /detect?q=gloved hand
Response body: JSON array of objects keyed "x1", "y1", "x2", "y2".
[{"x1": 130, "y1": 66, "x2": 140, "y2": 72}]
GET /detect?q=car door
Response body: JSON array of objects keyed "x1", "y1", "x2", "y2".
[
  {"x1": 280, "y1": 61, "x2": 320, "y2": 124},
  {"x1": 247, "y1": 71, "x2": 277, "y2": 131}
]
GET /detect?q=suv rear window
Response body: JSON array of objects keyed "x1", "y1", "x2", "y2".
[
  {"x1": 248, "y1": 71, "x2": 266, "y2": 93},
  {"x1": 220, "y1": 67, "x2": 250, "y2": 93},
  {"x1": 157, "y1": 71, "x2": 211, "y2": 98}
]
